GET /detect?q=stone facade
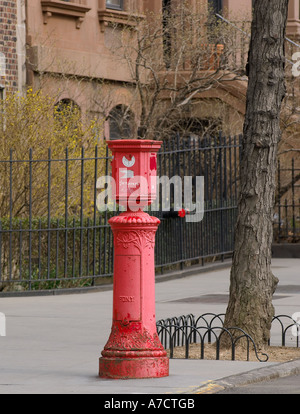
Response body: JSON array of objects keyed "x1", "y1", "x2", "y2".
[
  {"x1": 1, "y1": 1, "x2": 299, "y2": 135},
  {"x1": 25, "y1": 0, "x2": 253, "y2": 137}
]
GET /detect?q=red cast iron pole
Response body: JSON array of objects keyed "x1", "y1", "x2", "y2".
[{"x1": 99, "y1": 140, "x2": 169, "y2": 379}]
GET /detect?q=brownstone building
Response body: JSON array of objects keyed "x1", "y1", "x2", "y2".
[
  {"x1": 1, "y1": 0, "x2": 300, "y2": 138},
  {"x1": 24, "y1": 0, "x2": 253, "y2": 138}
]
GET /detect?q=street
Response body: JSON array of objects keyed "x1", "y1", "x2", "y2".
[{"x1": 217, "y1": 374, "x2": 300, "y2": 394}]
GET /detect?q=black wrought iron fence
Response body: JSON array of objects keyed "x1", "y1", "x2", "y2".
[
  {"x1": 0, "y1": 146, "x2": 114, "y2": 292},
  {"x1": 156, "y1": 313, "x2": 300, "y2": 362},
  {"x1": 274, "y1": 158, "x2": 300, "y2": 243},
  {"x1": 154, "y1": 135, "x2": 241, "y2": 270},
  {"x1": 0, "y1": 135, "x2": 242, "y2": 293}
]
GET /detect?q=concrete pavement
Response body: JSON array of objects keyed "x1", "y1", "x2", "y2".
[{"x1": 0, "y1": 258, "x2": 299, "y2": 394}]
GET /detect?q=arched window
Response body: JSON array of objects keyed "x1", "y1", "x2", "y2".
[
  {"x1": 54, "y1": 99, "x2": 81, "y2": 137},
  {"x1": 54, "y1": 99, "x2": 80, "y2": 124},
  {"x1": 108, "y1": 105, "x2": 135, "y2": 140},
  {"x1": 54, "y1": 99, "x2": 80, "y2": 117}
]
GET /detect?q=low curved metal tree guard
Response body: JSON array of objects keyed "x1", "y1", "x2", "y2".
[
  {"x1": 270, "y1": 315, "x2": 300, "y2": 348},
  {"x1": 156, "y1": 313, "x2": 300, "y2": 362}
]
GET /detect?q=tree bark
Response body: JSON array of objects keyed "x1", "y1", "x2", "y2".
[{"x1": 223, "y1": 0, "x2": 289, "y2": 349}]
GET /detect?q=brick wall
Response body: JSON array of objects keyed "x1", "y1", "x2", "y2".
[{"x1": 0, "y1": 1, "x2": 18, "y2": 92}]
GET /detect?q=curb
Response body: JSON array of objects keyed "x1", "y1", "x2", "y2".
[{"x1": 188, "y1": 359, "x2": 300, "y2": 394}]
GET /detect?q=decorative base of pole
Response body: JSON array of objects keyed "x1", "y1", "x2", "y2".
[
  {"x1": 100, "y1": 355, "x2": 169, "y2": 380},
  {"x1": 99, "y1": 211, "x2": 169, "y2": 380},
  {"x1": 99, "y1": 322, "x2": 169, "y2": 379},
  {"x1": 99, "y1": 358, "x2": 169, "y2": 380}
]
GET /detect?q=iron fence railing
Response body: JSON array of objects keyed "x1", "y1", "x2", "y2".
[
  {"x1": 0, "y1": 135, "x2": 297, "y2": 293},
  {"x1": 274, "y1": 158, "x2": 300, "y2": 243},
  {"x1": 0, "y1": 135, "x2": 241, "y2": 292},
  {"x1": 154, "y1": 135, "x2": 241, "y2": 270},
  {"x1": 0, "y1": 146, "x2": 114, "y2": 291},
  {"x1": 156, "y1": 313, "x2": 300, "y2": 362}
]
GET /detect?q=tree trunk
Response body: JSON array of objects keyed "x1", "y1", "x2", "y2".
[{"x1": 223, "y1": 0, "x2": 289, "y2": 350}]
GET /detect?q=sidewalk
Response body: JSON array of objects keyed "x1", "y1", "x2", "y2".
[{"x1": 0, "y1": 258, "x2": 299, "y2": 394}]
